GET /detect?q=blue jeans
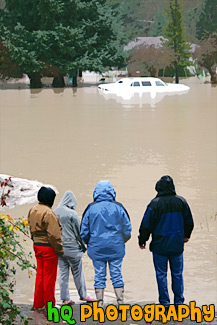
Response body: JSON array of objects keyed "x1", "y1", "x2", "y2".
[
  {"x1": 92, "y1": 258, "x2": 124, "y2": 289},
  {"x1": 153, "y1": 252, "x2": 184, "y2": 305}
]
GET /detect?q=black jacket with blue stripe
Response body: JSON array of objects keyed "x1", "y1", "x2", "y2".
[{"x1": 138, "y1": 176, "x2": 194, "y2": 256}]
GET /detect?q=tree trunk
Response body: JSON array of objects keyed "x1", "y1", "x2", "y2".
[
  {"x1": 52, "y1": 74, "x2": 65, "y2": 88},
  {"x1": 174, "y1": 62, "x2": 179, "y2": 84},
  {"x1": 79, "y1": 68, "x2": 82, "y2": 78},
  {"x1": 72, "y1": 70, "x2": 78, "y2": 87},
  {"x1": 29, "y1": 73, "x2": 42, "y2": 88},
  {"x1": 72, "y1": 76, "x2": 77, "y2": 87},
  {"x1": 155, "y1": 68, "x2": 159, "y2": 77},
  {"x1": 149, "y1": 67, "x2": 158, "y2": 77},
  {"x1": 209, "y1": 69, "x2": 217, "y2": 84}
]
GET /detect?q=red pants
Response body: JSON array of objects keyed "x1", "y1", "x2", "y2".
[{"x1": 33, "y1": 245, "x2": 58, "y2": 308}]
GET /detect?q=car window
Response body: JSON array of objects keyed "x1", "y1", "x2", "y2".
[
  {"x1": 141, "y1": 81, "x2": 151, "y2": 86},
  {"x1": 155, "y1": 81, "x2": 165, "y2": 86},
  {"x1": 133, "y1": 82, "x2": 140, "y2": 87},
  {"x1": 118, "y1": 80, "x2": 123, "y2": 83}
]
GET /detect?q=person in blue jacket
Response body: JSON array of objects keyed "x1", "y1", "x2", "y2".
[
  {"x1": 138, "y1": 175, "x2": 194, "y2": 308},
  {"x1": 80, "y1": 180, "x2": 132, "y2": 307}
]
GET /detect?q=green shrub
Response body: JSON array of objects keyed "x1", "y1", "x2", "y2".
[
  {"x1": 159, "y1": 66, "x2": 194, "y2": 77},
  {"x1": 0, "y1": 178, "x2": 35, "y2": 324}
]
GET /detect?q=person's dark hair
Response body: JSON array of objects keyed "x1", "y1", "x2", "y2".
[{"x1": 37, "y1": 186, "x2": 56, "y2": 208}]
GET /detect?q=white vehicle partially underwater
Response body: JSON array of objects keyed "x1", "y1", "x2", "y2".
[
  {"x1": 98, "y1": 77, "x2": 189, "y2": 93},
  {"x1": 98, "y1": 77, "x2": 190, "y2": 102}
]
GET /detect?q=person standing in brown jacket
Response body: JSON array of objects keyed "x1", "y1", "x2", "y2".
[{"x1": 28, "y1": 186, "x2": 64, "y2": 309}]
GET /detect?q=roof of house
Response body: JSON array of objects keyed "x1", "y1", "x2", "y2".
[
  {"x1": 124, "y1": 36, "x2": 197, "y2": 53},
  {"x1": 124, "y1": 36, "x2": 165, "y2": 51}
]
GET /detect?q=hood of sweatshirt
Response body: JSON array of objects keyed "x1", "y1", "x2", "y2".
[
  {"x1": 155, "y1": 175, "x2": 176, "y2": 197},
  {"x1": 57, "y1": 190, "x2": 77, "y2": 210},
  {"x1": 37, "y1": 186, "x2": 56, "y2": 208},
  {"x1": 93, "y1": 180, "x2": 116, "y2": 202}
]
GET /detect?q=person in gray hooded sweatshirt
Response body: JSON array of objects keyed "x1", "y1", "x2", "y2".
[{"x1": 55, "y1": 191, "x2": 94, "y2": 306}]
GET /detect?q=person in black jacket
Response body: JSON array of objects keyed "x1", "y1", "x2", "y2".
[{"x1": 138, "y1": 175, "x2": 194, "y2": 307}]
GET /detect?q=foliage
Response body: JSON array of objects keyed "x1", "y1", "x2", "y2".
[
  {"x1": 163, "y1": 0, "x2": 191, "y2": 83},
  {"x1": 158, "y1": 65, "x2": 193, "y2": 77},
  {"x1": 0, "y1": 0, "x2": 5, "y2": 8},
  {"x1": 182, "y1": 7, "x2": 199, "y2": 43},
  {"x1": 128, "y1": 44, "x2": 175, "y2": 77},
  {"x1": 196, "y1": 0, "x2": 217, "y2": 41},
  {"x1": 194, "y1": 0, "x2": 217, "y2": 84},
  {"x1": 0, "y1": 178, "x2": 35, "y2": 324},
  {"x1": 193, "y1": 34, "x2": 217, "y2": 84},
  {"x1": 0, "y1": 177, "x2": 12, "y2": 207},
  {"x1": 149, "y1": 3, "x2": 167, "y2": 37},
  {"x1": 106, "y1": 0, "x2": 203, "y2": 40},
  {"x1": 107, "y1": 0, "x2": 165, "y2": 39},
  {"x1": 0, "y1": 0, "x2": 127, "y2": 87},
  {"x1": 0, "y1": 42, "x2": 23, "y2": 78},
  {"x1": 1, "y1": 0, "x2": 214, "y2": 86}
]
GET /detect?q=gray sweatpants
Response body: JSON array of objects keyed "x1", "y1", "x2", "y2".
[{"x1": 58, "y1": 247, "x2": 87, "y2": 301}]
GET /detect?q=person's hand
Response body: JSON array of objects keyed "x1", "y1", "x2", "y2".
[
  {"x1": 139, "y1": 244, "x2": 146, "y2": 249},
  {"x1": 184, "y1": 238, "x2": 189, "y2": 243}
]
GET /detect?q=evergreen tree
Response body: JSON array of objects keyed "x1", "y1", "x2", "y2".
[
  {"x1": 106, "y1": 0, "x2": 203, "y2": 40},
  {"x1": 183, "y1": 6, "x2": 200, "y2": 43},
  {"x1": 196, "y1": 0, "x2": 217, "y2": 40},
  {"x1": 149, "y1": 3, "x2": 167, "y2": 37},
  {"x1": 163, "y1": 0, "x2": 191, "y2": 83},
  {"x1": 107, "y1": 0, "x2": 166, "y2": 39},
  {"x1": 0, "y1": 0, "x2": 127, "y2": 88}
]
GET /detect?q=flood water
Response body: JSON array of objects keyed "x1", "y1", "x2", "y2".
[{"x1": 0, "y1": 77, "x2": 216, "y2": 307}]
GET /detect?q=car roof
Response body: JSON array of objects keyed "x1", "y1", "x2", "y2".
[{"x1": 118, "y1": 77, "x2": 163, "y2": 82}]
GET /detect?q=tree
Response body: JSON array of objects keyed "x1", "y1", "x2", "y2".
[
  {"x1": 0, "y1": 42, "x2": 23, "y2": 78},
  {"x1": 107, "y1": 0, "x2": 167, "y2": 39},
  {"x1": 196, "y1": 0, "x2": 217, "y2": 41},
  {"x1": 63, "y1": 0, "x2": 127, "y2": 87},
  {"x1": 106, "y1": 0, "x2": 203, "y2": 41},
  {"x1": 0, "y1": 0, "x2": 127, "y2": 88},
  {"x1": 183, "y1": 6, "x2": 200, "y2": 43},
  {"x1": 181, "y1": 0, "x2": 203, "y2": 43},
  {"x1": 128, "y1": 44, "x2": 175, "y2": 77},
  {"x1": 149, "y1": 2, "x2": 167, "y2": 37},
  {"x1": 194, "y1": 0, "x2": 217, "y2": 84},
  {"x1": 163, "y1": 0, "x2": 191, "y2": 83},
  {"x1": 193, "y1": 34, "x2": 217, "y2": 84}
]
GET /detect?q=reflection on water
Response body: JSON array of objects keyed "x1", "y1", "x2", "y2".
[
  {"x1": 98, "y1": 76, "x2": 190, "y2": 108},
  {"x1": 53, "y1": 88, "x2": 65, "y2": 94},
  {"x1": 72, "y1": 87, "x2": 78, "y2": 96},
  {"x1": 0, "y1": 77, "x2": 216, "y2": 306},
  {"x1": 30, "y1": 88, "x2": 43, "y2": 95}
]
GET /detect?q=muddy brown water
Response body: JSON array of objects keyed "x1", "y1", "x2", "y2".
[{"x1": 0, "y1": 77, "x2": 216, "y2": 307}]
